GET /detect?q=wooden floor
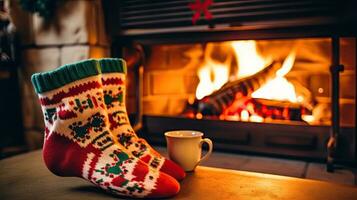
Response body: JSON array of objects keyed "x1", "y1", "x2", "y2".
[{"x1": 154, "y1": 146, "x2": 357, "y2": 186}]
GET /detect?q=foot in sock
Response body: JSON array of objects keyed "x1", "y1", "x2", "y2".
[
  {"x1": 98, "y1": 58, "x2": 186, "y2": 181},
  {"x1": 31, "y1": 59, "x2": 180, "y2": 198}
]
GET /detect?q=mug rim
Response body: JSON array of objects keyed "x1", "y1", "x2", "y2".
[{"x1": 164, "y1": 130, "x2": 204, "y2": 138}]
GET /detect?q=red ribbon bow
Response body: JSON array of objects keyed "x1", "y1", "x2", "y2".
[{"x1": 188, "y1": 0, "x2": 213, "y2": 24}]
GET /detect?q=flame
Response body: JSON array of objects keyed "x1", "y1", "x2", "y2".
[
  {"x1": 195, "y1": 61, "x2": 229, "y2": 100},
  {"x1": 251, "y1": 51, "x2": 297, "y2": 102},
  {"x1": 194, "y1": 40, "x2": 308, "y2": 123},
  {"x1": 196, "y1": 40, "x2": 269, "y2": 99},
  {"x1": 195, "y1": 40, "x2": 298, "y2": 102},
  {"x1": 232, "y1": 40, "x2": 271, "y2": 79}
]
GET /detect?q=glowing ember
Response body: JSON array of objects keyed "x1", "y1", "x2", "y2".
[
  {"x1": 301, "y1": 115, "x2": 315, "y2": 123},
  {"x1": 241, "y1": 110, "x2": 250, "y2": 121},
  {"x1": 196, "y1": 113, "x2": 203, "y2": 119},
  {"x1": 250, "y1": 114, "x2": 264, "y2": 123}
]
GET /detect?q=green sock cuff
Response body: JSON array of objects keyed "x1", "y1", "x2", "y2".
[
  {"x1": 98, "y1": 58, "x2": 127, "y2": 74},
  {"x1": 31, "y1": 59, "x2": 101, "y2": 94}
]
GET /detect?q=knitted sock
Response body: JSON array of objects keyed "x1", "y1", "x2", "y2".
[
  {"x1": 31, "y1": 60, "x2": 180, "y2": 198},
  {"x1": 98, "y1": 58, "x2": 186, "y2": 181}
]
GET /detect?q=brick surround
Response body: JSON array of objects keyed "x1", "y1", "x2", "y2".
[{"x1": 8, "y1": 0, "x2": 110, "y2": 149}]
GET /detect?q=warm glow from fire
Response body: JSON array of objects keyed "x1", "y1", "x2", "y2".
[
  {"x1": 195, "y1": 40, "x2": 298, "y2": 103},
  {"x1": 302, "y1": 115, "x2": 315, "y2": 123},
  {"x1": 252, "y1": 51, "x2": 298, "y2": 102},
  {"x1": 250, "y1": 115, "x2": 264, "y2": 122},
  {"x1": 241, "y1": 110, "x2": 249, "y2": 121},
  {"x1": 193, "y1": 40, "x2": 313, "y2": 124},
  {"x1": 196, "y1": 40, "x2": 270, "y2": 99},
  {"x1": 195, "y1": 61, "x2": 229, "y2": 100},
  {"x1": 232, "y1": 40, "x2": 271, "y2": 79}
]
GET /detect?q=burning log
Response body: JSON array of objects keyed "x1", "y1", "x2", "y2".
[
  {"x1": 196, "y1": 61, "x2": 282, "y2": 116},
  {"x1": 221, "y1": 97, "x2": 310, "y2": 122},
  {"x1": 255, "y1": 98, "x2": 305, "y2": 121},
  {"x1": 289, "y1": 79, "x2": 316, "y2": 111}
]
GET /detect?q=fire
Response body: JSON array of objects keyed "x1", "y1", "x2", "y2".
[
  {"x1": 232, "y1": 40, "x2": 271, "y2": 79},
  {"x1": 196, "y1": 40, "x2": 272, "y2": 99},
  {"x1": 194, "y1": 40, "x2": 312, "y2": 123},
  {"x1": 195, "y1": 61, "x2": 229, "y2": 100},
  {"x1": 195, "y1": 40, "x2": 297, "y2": 102},
  {"x1": 252, "y1": 50, "x2": 298, "y2": 102}
]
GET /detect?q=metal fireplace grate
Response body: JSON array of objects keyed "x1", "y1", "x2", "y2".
[
  {"x1": 118, "y1": 0, "x2": 340, "y2": 29},
  {"x1": 103, "y1": 0, "x2": 356, "y2": 42}
]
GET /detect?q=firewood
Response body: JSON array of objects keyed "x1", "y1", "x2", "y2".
[
  {"x1": 289, "y1": 79, "x2": 316, "y2": 110},
  {"x1": 220, "y1": 97, "x2": 309, "y2": 122},
  {"x1": 197, "y1": 61, "x2": 282, "y2": 115},
  {"x1": 253, "y1": 98, "x2": 309, "y2": 121},
  {"x1": 254, "y1": 98, "x2": 301, "y2": 109}
]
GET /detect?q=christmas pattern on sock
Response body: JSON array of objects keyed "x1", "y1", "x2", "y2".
[
  {"x1": 32, "y1": 60, "x2": 180, "y2": 198},
  {"x1": 98, "y1": 58, "x2": 186, "y2": 181}
]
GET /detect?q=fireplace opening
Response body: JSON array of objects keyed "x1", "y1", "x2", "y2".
[
  {"x1": 125, "y1": 38, "x2": 355, "y2": 127},
  {"x1": 120, "y1": 37, "x2": 356, "y2": 162},
  {"x1": 185, "y1": 40, "x2": 325, "y2": 126}
]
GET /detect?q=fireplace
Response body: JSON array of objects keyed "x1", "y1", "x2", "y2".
[{"x1": 103, "y1": 0, "x2": 357, "y2": 171}]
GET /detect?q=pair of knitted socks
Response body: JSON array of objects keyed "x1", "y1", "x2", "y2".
[{"x1": 31, "y1": 59, "x2": 185, "y2": 198}]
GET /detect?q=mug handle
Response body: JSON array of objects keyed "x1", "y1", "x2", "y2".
[{"x1": 195, "y1": 138, "x2": 213, "y2": 168}]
